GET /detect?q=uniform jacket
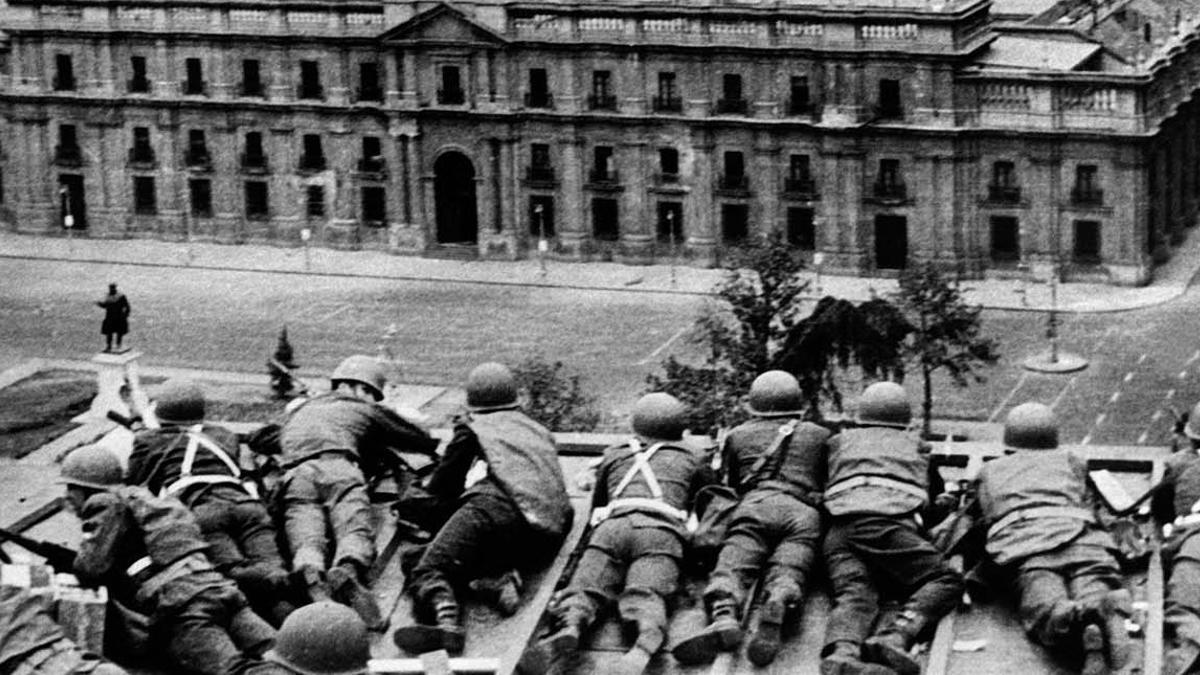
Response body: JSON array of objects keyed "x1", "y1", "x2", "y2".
[
  {"x1": 1153, "y1": 449, "x2": 1200, "y2": 524},
  {"x1": 97, "y1": 292, "x2": 130, "y2": 335},
  {"x1": 592, "y1": 437, "x2": 713, "y2": 535},
  {"x1": 127, "y1": 423, "x2": 243, "y2": 499},
  {"x1": 279, "y1": 391, "x2": 439, "y2": 479},
  {"x1": 0, "y1": 586, "x2": 64, "y2": 671},
  {"x1": 824, "y1": 426, "x2": 932, "y2": 516},
  {"x1": 73, "y1": 486, "x2": 232, "y2": 612},
  {"x1": 977, "y1": 449, "x2": 1112, "y2": 566},
  {"x1": 725, "y1": 416, "x2": 829, "y2": 506}
]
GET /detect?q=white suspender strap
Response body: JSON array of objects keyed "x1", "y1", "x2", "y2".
[
  {"x1": 611, "y1": 440, "x2": 666, "y2": 499},
  {"x1": 181, "y1": 424, "x2": 241, "y2": 478}
]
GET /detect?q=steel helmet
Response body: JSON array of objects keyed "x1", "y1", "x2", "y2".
[
  {"x1": 465, "y1": 362, "x2": 520, "y2": 412},
  {"x1": 856, "y1": 382, "x2": 912, "y2": 428},
  {"x1": 1003, "y1": 402, "x2": 1059, "y2": 450},
  {"x1": 154, "y1": 378, "x2": 205, "y2": 425},
  {"x1": 746, "y1": 370, "x2": 804, "y2": 417},
  {"x1": 263, "y1": 601, "x2": 369, "y2": 675},
  {"x1": 1185, "y1": 401, "x2": 1200, "y2": 440},
  {"x1": 632, "y1": 392, "x2": 688, "y2": 441},
  {"x1": 59, "y1": 444, "x2": 123, "y2": 490},
  {"x1": 330, "y1": 355, "x2": 387, "y2": 401}
]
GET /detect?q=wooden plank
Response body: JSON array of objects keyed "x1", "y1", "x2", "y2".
[
  {"x1": 369, "y1": 656, "x2": 499, "y2": 674},
  {"x1": 1143, "y1": 460, "x2": 1165, "y2": 675},
  {"x1": 924, "y1": 556, "x2": 963, "y2": 675}
]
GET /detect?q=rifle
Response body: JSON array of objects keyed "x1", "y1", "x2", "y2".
[
  {"x1": 106, "y1": 410, "x2": 144, "y2": 430},
  {"x1": 0, "y1": 527, "x2": 77, "y2": 573}
]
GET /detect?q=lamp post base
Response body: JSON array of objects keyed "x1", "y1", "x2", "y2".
[{"x1": 1023, "y1": 351, "x2": 1089, "y2": 374}]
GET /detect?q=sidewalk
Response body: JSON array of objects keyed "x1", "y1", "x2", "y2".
[{"x1": 3, "y1": 229, "x2": 1199, "y2": 312}]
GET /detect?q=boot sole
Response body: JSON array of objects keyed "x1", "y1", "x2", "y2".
[
  {"x1": 862, "y1": 638, "x2": 920, "y2": 675},
  {"x1": 672, "y1": 624, "x2": 743, "y2": 666},
  {"x1": 747, "y1": 601, "x2": 785, "y2": 667},
  {"x1": 393, "y1": 625, "x2": 466, "y2": 655},
  {"x1": 1081, "y1": 624, "x2": 1108, "y2": 675}
]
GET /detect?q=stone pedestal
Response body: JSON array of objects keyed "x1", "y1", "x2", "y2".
[{"x1": 74, "y1": 350, "x2": 145, "y2": 422}]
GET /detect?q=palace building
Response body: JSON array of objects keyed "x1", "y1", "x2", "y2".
[{"x1": 2, "y1": 0, "x2": 1200, "y2": 285}]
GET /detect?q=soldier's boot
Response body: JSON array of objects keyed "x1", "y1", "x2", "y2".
[
  {"x1": 290, "y1": 565, "x2": 330, "y2": 604},
  {"x1": 821, "y1": 641, "x2": 899, "y2": 675},
  {"x1": 863, "y1": 610, "x2": 928, "y2": 675},
  {"x1": 672, "y1": 596, "x2": 744, "y2": 665},
  {"x1": 1165, "y1": 640, "x2": 1200, "y2": 675},
  {"x1": 393, "y1": 593, "x2": 466, "y2": 656},
  {"x1": 470, "y1": 569, "x2": 524, "y2": 617},
  {"x1": 1081, "y1": 623, "x2": 1109, "y2": 675},
  {"x1": 608, "y1": 619, "x2": 662, "y2": 675},
  {"x1": 747, "y1": 594, "x2": 787, "y2": 667},
  {"x1": 520, "y1": 607, "x2": 589, "y2": 675},
  {"x1": 328, "y1": 562, "x2": 387, "y2": 631},
  {"x1": 1098, "y1": 589, "x2": 1132, "y2": 669}
]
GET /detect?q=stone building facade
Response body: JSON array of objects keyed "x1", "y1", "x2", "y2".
[{"x1": 1, "y1": 0, "x2": 1197, "y2": 284}]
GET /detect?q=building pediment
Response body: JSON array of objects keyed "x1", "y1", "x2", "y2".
[{"x1": 380, "y1": 3, "x2": 507, "y2": 47}]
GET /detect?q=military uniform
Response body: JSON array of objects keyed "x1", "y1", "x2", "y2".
[
  {"x1": 72, "y1": 485, "x2": 275, "y2": 675},
  {"x1": 278, "y1": 391, "x2": 437, "y2": 574},
  {"x1": 821, "y1": 425, "x2": 962, "y2": 673},
  {"x1": 0, "y1": 586, "x2": 126, "y2": 675},
  {"x1": 128, "y1": 423, "x2": 292, "y2": 623},
  {"x1": 1151, "y1": 448, "x2": 1200, "y2": 671}
]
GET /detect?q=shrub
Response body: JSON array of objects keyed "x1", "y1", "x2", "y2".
[{"x1": 511, "y1": 355, "x2": 602, "y2": 432}]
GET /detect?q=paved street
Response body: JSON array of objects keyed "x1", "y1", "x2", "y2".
[{"x1": 2, "y1": 241, "x2": 1200, "y2": 444}]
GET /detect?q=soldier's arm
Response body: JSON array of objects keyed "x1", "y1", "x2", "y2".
[
  {"x1": 371, "y1": 404, "x2": 440, "y2": 458},
  {"x1": 589, "y1": 450, "x2": 616, "y2": 511},
  {"x1": 73, "y1": 494, "x2": 130, "y2": 583},
  {"x1": 423, "y1": 424, "x2": 477, "y2": 502},
  {"x1": 126, "y1": 431, "x2": 162, "y2": 490}
]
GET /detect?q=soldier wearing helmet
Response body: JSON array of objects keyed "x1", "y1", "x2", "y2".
[
  {"x1": 522, "y1": 392, "x2": 712, "y2": 675},
  {"x1": 0, "y1": 585, "x2": 128, "y2": 675},
  {"x1": 395, "y1": 362, "x2": 572, "y2": 657},
  {"x1": 278, "y1": 354, "x2": 439, "y2": 630},
  {"x1": 819, "y1": 382, "x2": 963, "y2": 675},
  {"x1": 262, "y1": 602, "x2": 370, "y2": 675},
  {"x1": 126, "y1": 378, "x2": 295, "y2": 625},
  {"x1": 60, "y1": 444, "x2": 278, "y2": 675},
  {"x1": 674, "y1": 370, "x2": 831, "y2": 667},
  {"x1": 976, "y1": 402, "x2": 1130, "y2": 675}
]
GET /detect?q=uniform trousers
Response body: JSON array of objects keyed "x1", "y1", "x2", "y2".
[
  {"x1": 1165, "y1": 527, "x2": 1200, "y2": 649},
  {"x1": 280, "y1": 454, "x2": 374, "y2": 572},
  {"x1": 1013, "y1": 542, "x2": 1123, "y2": 647}
]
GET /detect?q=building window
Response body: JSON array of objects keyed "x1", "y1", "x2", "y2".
[
  {"x1": 657, "y1": 202, "x2": 683, "y2": 244},
  {"x1": 242, "y1": 132, "x2": 266, "y2": 170},
  {"x1": 721, "y1": 151, "x2": 747, "y2": 190},
  {"x1": 361, "y1": 186, "x2": 386, "y2": 225},
  {"x1": 298, "y1": 61, "x2": 322, "y2": 99},
  {"x1": 593, "y1": 198, "x2": 619, "y2": 241},
  {"x1": 358, "y1": 62, "x2": 382, "y2": 102},
  {"x1": 184, "y1": 58, "x2": 205, "y2": 95},
  {"x1": 439, "y1": 65, "x2": 464, "y2": 104},
  {"x1": 300, "y1": 134, "x2": 325, "y2": 170},
  {"x1": 306, "y1": 185, "x2": 325, "y2": 218},
  {"x1": 878, "y1": 79, "x2": 902, "y2": 118},
  {"x1": 54, "y1": 54, "x2": 75, "y2": 91},
  {"x1": 245, "y1": 181, "x2": 269, "y2": 219},
  {"x1": 190, "y1": 179, "x2": 212, "y2": 217},
  {"x1": 133, "y1": 176, "x2": 156, "y2": 215},
  {"x1": 655, "y1": 72, "x2": 681, "y2": 112},
  {"x1": 786, "y1": 154, "x2": 814, "y2": 194},
  {"x1": 360, "y1": 136, "x2": 384, "y2": 173},
  {"x1": 787, "y1": 207, "x2": 815, "y2": 251},
  {"x1": 989, "y1": 161, "x2": 1020, "y2": 202},
  {"x1": 591, "y1": 146, "x2": 615, "y2": 183},
  {"x1": 721, "y1": 204, "x2": 749, "y2": 244},
  {"x1": 990, "y1": 216, "x2": 1020, "y2": 263},
  {"x1": 529, "y1": 143, "x2": 553, "y2": 181},
  {"x1": 789, "y1": 75, "x2": 810, "y2": 114},
  {"x1": 1073, "y1": 220, "x2": 1101, "y2": 263},
  {"x1": 526, "y1": 68, "x2": 551, "y2": 108},
  {"x1": 129, "y1": 56, "x2": 150, "y2": 93},
  {"x1": 242, "y1": 60, "x2": 263, "y2": 97},
  {"x1": 875, "y1": 159, "x2": 906, "y2": 199},
  {"x1": 55, "y1": 124, "x2": 81, "y2": 165},
  {"x1": 130, "y1": 127, "x2": 155, "y2": 164},
  {"x1": 1072, "y1": 165, "x2": 1102, "y2": 204},
  {"x1": 659, "y1": 148, "x2": 679, "y2": 181},
  {"x1": 718, "y1": 74, "x2": 746, "y2": 114},
  {"x1": 186, "y1": 130, "x2": 210, "y2": 169},
  {"x1": 529, "y1": 196, "x2": 555, "y2": 238},
  {"x1": 590, "y1": 70, "x2": 615, "y2": 110}
]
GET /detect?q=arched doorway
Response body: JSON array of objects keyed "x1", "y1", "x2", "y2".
[{"x1": 434, "y1": 152, "x2": 478, "y2": 245}]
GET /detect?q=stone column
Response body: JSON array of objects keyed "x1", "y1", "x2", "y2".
[
  {"x1": 753, "y1": 134, "x2": 780, "y2": 238},
  {"x1": 557, "y1": 136, "x2": 583, "y2": 258},
  {"x1": 686, "y1": 142, "x2": 715, "y2": 264},
  {"x1": 618, "y1": 141, "x2": 650, "y2": 262}
]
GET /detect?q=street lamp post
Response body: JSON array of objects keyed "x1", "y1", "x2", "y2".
[
  {"x1": 60, "y1": 186, "x2": 75, "y2": 251},
  {"x1": 666, "y1": 209, "x2": 677, "y2": 287},
  {"x1": 1047, "y1": 259, "x2": 1060, "y2": 364},
  {"x1": 534, "y1": 203, "x2": 547, "y2": 277}
]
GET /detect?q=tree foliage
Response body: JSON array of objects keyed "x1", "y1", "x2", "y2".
[{"x1": 511, "y1": 355, "x2": 602, "y2": 432}]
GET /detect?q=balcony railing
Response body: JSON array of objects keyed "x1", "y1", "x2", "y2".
[
  {"x1": 297, "y1": 84, "x2": 324, "y2": 100},
  {"x1": 783, "y1": 178, "x2": 817, "y2": 197},
  {"x1": 54, "y1": 145, "x2": 83, "y2": 166},
  {"x1": 588, "y1": 169, "x2": 620, "y2": 184},
  {"x1": 298, "y1": 154, "x2": 327, "y2": 171},
  {"x1": 588, "y1": 94, "x2": 617, "y2": 111},
  {"x1": 524, "y1": 92, "x2": 554, "y2": 109},
  {"x1": 127, "y1": 78, "x2": 151, "y2": 93},
  {"x1": 873, "y1": 181, "x2": 907, "y2": 200},
  {"x1": 718, "y1": 174, "x2": 749, "y2": 191},
  {"x1": 52, "y1": 76, "x2": 76, "y2": 91},
  {"x1": 1071, "y1": 187, "x2": 1103, "y2": 206},
  {"x1": 657, "y1": 172, "x2": 680, "y2": 184},
  {"x1": 241, "y1": 82, "x2": 265, "y2": 97},
  {"x1": 241, "y1": 153, "x2": 269, "y2": 174},
  {"x1": 987, "y1": 184, "x2": 1021, "y2": 203},
  {"x1": 653, "y1": 95, "x2": 682, "y2": 112},
  {"x1": 876, "y1": 104, "x2": 904, "y2": 119},
  {"x1": 185, "y1": 151, "x2": 212, "y2": 171},
  {"x1": 128, "y1": 148, "x2": 156, "y2": 167},
  {"x1": 183, "y1": 80, "x2": 206, "y2": 96},
  {"x1": 715, "y1": 98, "x2": 749, "y2": 115},
  {"x1": 356, "y1": 86, "x2": 383, "y2": 102},
  {"x1": 787, "y1": 99, "x2": 812, "y2": 115},
  {"x1": 526, "y1": 166, "x2": 556, "y2": 184},
  {"x1": 357, "y1": 158, "x2": 386, "y2": 175},
  {"x1": 438, "y1": 88, "x2": 465, "y2": 105}
]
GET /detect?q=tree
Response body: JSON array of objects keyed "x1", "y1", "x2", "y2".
[
  {"x1": 511, "y1": 355, "x2": 601, "y2": 432},
  {"x1": 893, "y1": 264, "x2": 1000, "y2": 437}
]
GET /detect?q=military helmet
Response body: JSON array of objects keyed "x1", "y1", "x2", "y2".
[
  {"x1": 632, "y1": 392, "x2": 688, "y2": 441},
  {"x1": 856, "y1": 382, "x2": 912, "y2": 428},
  {"x1": 59, "y1": 444, "x2": 123, "y2": 490},
  {"x1": 154, "y1": 378, "x2": 205, "y2": 425},
  {"x1": 1003, "y1": 402, "x2": 1059, "y2": 450},
  {"x1": 1185, "y1": 401, "x2": 1200, "y2": 440},
  {"x1": 465, "y1": 362, "x2": 520, "y2": 412},
  {"x1": 330, "y1": 355, "x2": 387, "y2": 401},
  {"x1": 746, "y1": 370, "x2": 804, "y2": 417},
  {"x1": 264, "y1": 601, "x2": 370, "y2": 675}
]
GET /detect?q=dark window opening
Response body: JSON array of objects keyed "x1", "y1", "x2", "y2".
[
  {"x1": 875, "y1": 215, "x2": 908, "y2": 270},
  {"x1": 1072, "y1": 165, "x2": 1102, "y2": 204},
  {"x1": 300, "y1": 134, "x2": 325, "y2": 170},
  {"x1": 989, "y1": 161, "x2": 1020, "y2": 202},
  {"x1": 361, "y1": 186, "x2": 386, "y2": 225},
  {"x1": 786, "y1": 154, "x2": 814, "y2": 193},
  {"x1": 591, "y1": 146, "x2": 615, "y2": 183},
  {"x1": 529, "y1": 143, "x2": 553, "y2": 181},
  {"x1": 657, "y1": 202, "x2": 683, "y2": 244},
  {"x1": 526, "y1": 68, "x2": 551, "y2": 108},
  {"x1": 529, "y1": 196, "x2": 555, "y2": 238},
  {"x1": 245, "y1": 181, "x2": 269, "y2": 219},
  {"x1": 129, "y1": 56, "x2": 150, "y2": 93},
  {"x1": 589, "y1": 70, "x2": 615, "y2": 110},
  {"x1": 358, "y1": 62, "x2": 382, "y2": 102},
  {"x1": 721, "y1": 151, "x2": 747, "y2": 190},
  {"x1": 718, "y1": 74, "x2": 746, "y2": 114},
  {"x1": 133, "y1": 176, "x2": 156, "y2": 215},
  {"x1": 592, "y1": 198, "x2": 619, "y2": 241},
  {"x1": 130, "y1": 127, "x2": 154, "y2": 164},
  {"x1": 242, "y1": 60, "x2": 263, "y2": 97},
  {"x1": 990, "y1": 216, "x2": 1020, "y2": 263},
  {"x1": 659, "y1": 148, "x2": 679, "y2": 181},
  {"x1": 789, "y1": 75, "x2": 810, "y2": 114},
  {"x1": 1074, "y1": 220, "x2": 1102, "y2": 263},
  {"x1": 242, "y1": 132, "x2": 266, "y2": 170},
  {"x1": 721, "y1": 204, "x2": 749, "y2": 244},
  {"x1": 878, "y1": 79, "x2": 902, "y2": 118},
  {"x1": 184, "y1": 58, "x2": 205, "y2": 95},
  {"x1": 875, "y1": 158, "x2": 905, "y2": 199},
  {"x1": 56, "y1": 124, "x2": 81, "y2": 164},
  {"x1": 54, "y1": 54, "x2": 75, "y2": 91},
  {"x1": 299, "y1": 61, "x2": 322, "y2": 99},
  {"x1": 439, "y1": 66, "x2": 464, "y2": 104},
  {"x1": 186, "y1": 130, "x2": 210, "y2": 168},
  {"x1": 306, "y1": 185, "x2": 325, "y2": 218},
  {"x1": 189, "y1": 179, "x2": 212, "y2": 217},
  {"x1": 654, "y1": 72, "x2": 681, "y2": 112},
  {"x1": 360, "y1": 136, "x2": 384, "y2": 173},
  {"x1": 787, "y1": 207, "x2": 815, "y2": 250}
]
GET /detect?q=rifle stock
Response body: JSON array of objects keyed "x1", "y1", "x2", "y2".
[{"x1": 0, "y1": 527, "x2": 78, "y2": 573}]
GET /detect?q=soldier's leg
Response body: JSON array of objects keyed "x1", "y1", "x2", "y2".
[
  {"x1": 280, "y1": 462, "x2": 330, "y2": 574},
  {"x1": 163, "y1": 593, "x2": 267, "y2": 675},
  {"x1": 847, "y1": 516, "x2": 963, "y2": 625},
  {"x1": 750, "y1": 500, "x2": 820, "y2": 667},
  {"x1": 822, "y1": 522, "x2": 881, "y2": 675},
  {"x1": 1067, "y1": 546, "x2": 1131, "y2": 669},
  {"x1": 323, "y1": 457, "x2": 376, "y2": 572},
  {"x1": 227, "y1": 602, "x2": 277, "y2": 657},
  {"x1": 617, "y1": 529, "x2": 683, "y2": 673},
  {"x1": 228, "y1": 497, "x2": 295, "y2": 625},
  {"x1": 1016, "y1": 566, "x2": 1075, "y2": 647}
]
